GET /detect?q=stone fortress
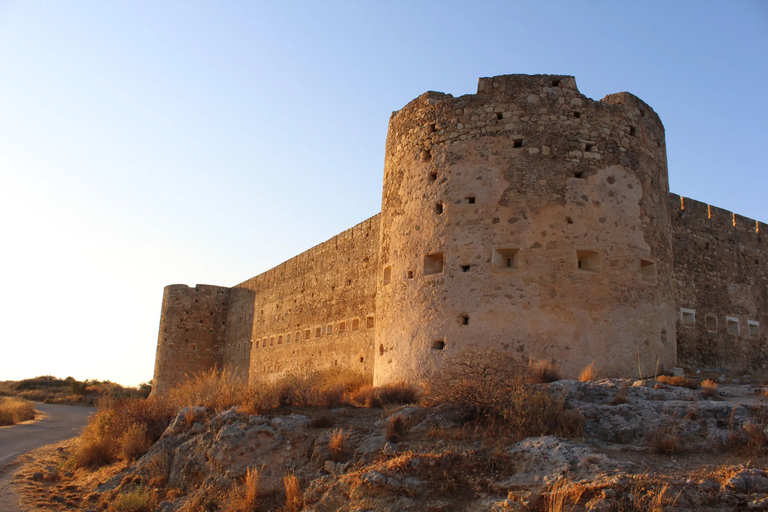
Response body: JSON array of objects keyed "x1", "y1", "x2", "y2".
[{"x1": 152, "y1": 74, "x2": 766, "y2": 395}]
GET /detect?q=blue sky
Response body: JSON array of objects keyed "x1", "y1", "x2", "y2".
[{"x1": 0, "y1": 1, "x2": 766, "y2": 386}]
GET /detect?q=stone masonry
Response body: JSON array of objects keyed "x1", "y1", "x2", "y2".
[{"x1": 152, "y1": 74, "x2": 766, "y2": 395}]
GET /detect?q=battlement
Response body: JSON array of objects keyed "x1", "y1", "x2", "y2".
[{"x1": 671, "y1": 193, "x2": 765, "y2": 235}]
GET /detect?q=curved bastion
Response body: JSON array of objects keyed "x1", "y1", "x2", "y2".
[{"x1": 374, "y1": 74, "x2": 676, "y2": 385}]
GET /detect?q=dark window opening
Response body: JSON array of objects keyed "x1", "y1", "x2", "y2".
[
  {"x1": 367, "y1": 316, "x2": 375, "y2": 328},
  {"x1": 574, "y1": 171, "x2": 586, "y2": 179},
  {"x1": 459, "y1": 314, "x2": 469, "y2": 326},
  {"x1": 585, "y1": 143, "x2": 595, "y2": 152},
  {"x1": 407, "y1": 270, "x2": 414, "y2": 279},
  {"x1": 513, "y1": 138, "x2": 523, "y2": 148},
  {"x1": 360, "y1": 356, "x2": 364, "y2": 363},
  {"x1": 496, "y1": 112, "x2": 503, "y2": 120},
  {"x1": 435, "y1": 202, "x2": 444, "y2": 214},
  {"x1": 428, "y1": 171, "x2": 437, "y2": 182},
  {"x1": 428, "y1": 123, "x2": 436, "y2": 133},
  {"x1": 383, "y1": 266, "x2": 392, "y2": 285},
  {"x1": 552, "y1": 79, "x2": 561, "y2": 87},
  {"x1": 460, "y1": 264, "x2": 471, "y2": 272},
  {"x1": 576, "y1": 250, "x2": 601, "y2": 273},
  {"x1": 432, "y1": 340, "x2": 445, "y2": 351},
  {"x1": 465, "y1": 196, "x2": 476, "y2": 204},
  {"x1": 573, "y1": 111, "x2": 581, "y2": 119},
  {"x1": 566, "y1": 217, "x2": 574, "y2": 224},
  {"x1": 492, "y1": 248, "x2": 521, "y2": 271},
  {"x1": 629, "y1": 126, "x2": 636, "y2": 137},
  {"x1": 424, "y1": 253, "x2": 445, "y2": 276},
  {"x1": 379, "y1": 344, "x2": 384, "y2": 356},
  {"x1": 640, "y1": 259, "x2": 657, "y2": 284}
]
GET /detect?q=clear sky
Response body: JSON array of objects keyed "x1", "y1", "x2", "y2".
[{"x1": 0, "y1": 1, "x2": 766, "y2": 387}]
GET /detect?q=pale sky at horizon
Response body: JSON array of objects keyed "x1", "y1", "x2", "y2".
[{"x1": 0, "y1": 1, "x2": 766, "y2": 387}]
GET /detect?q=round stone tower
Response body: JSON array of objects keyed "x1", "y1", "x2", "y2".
[
  {"x1": 374, "y1": 74, "x2": 675, "y2": 385},
  {"x1": 152, "y1": 284, "x2": 230, "y2": 395}
]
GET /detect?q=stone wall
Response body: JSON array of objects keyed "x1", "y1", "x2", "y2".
[
  {"x1": 224, "y1": 215, "x2": 380, "y2": 385},
  {"x1": 375, "y1": 74, "x2": 676, "y2": 384},
  {"x1": 153, "y1": 284, "x2": 231, "y2": 395},
  {"x1": 671, "y1": 194, "x2": 767, "y2": 370}
]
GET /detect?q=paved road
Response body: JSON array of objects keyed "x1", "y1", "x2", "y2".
[
  {"x1": 0, "y1": 402, "x2": 94, "y2": 470},
  {"x1": 0, "y1": 403, "x2": 94, "y2": 512}
]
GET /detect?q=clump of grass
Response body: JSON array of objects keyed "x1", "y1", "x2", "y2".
[
  {"x1": 426, "y1": 348, "x2": 583, "y2": 438},
  {"x1": 283, "y1": 473, "x2": 302, "y2": 512},
  {"x1": 167, "y1": 368, "x2": 249, "y2": 412},
  {"x1": 612, "y1": 386, "x2": 629, "y2": 405},
  {"x1": 578, "y1": 361, "x2": 598, "y2": 382},
  {"x1": 385, "y1": 415, "x2": 407, "y2": 443},
  {"x1": 656, "y1": 375, "x2": 699, "y2": 390},
  {"x1": 225, "y1": 467, "x2": 260, "y2": 512},
  {"x1": 120, "y1": 424, "x2": 150, "y2": 461},
  {"x1": 0, "y1": 397, "x2": 35, "y2": 425},
  {"x1": 348, "y1": 382, "x2": 422, "y2": 408},
  {"x1": 109, "y1": 485, "x2": 155, "y2": 512},
  {"x1": 528, "y1": 359, "x2": 561, "y2": 383},
  {"x1": 701, "y1": 378, "x2": 718, "y2": 398},
  {"x1": 544, "y1": 478, "x2": 587, "y2": 512},
  {"x1": 328, "y1": 428, "x2": 349, "y2": 462},
  {"x1": 647, "y1": 426, "x2": 685, "y2": 455}
]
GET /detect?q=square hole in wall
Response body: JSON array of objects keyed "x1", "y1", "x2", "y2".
[
  {"x1": 492, "y1": 247, "x2": 521, "y2": 272},
  {"x1": 727, "y1": 317, "x2": 740, "y2": 336},
  {"x1": 339, "y1": 321, "x2": 347, "y2": 333},
  {"x1": 640, "y1": 259, "x2": 657, "y2": 284},
  {"x1": 424, "y1": 252, "x2": 445, "y2": 276},
  {"x1": 552, "y1": 79, "x2": 561, "y2": 87},
  {"x1": 459, "y1": 314, "x2": 469, "y2": 326},
  {"x1": 407, "y1": 270, "x2": 414, "y2": 279},
  {"x1": 577, "y1": 250, "x2": 601, "y2": 273},
  {"x1": 465, "y1": 196, "x2": 476, "y2": 204},
  {"x1": 513, "y1": 138, "x2": 523, "y2": 148},
  {"x1": 366, "y1": 315, "x2": 375, "y2": 328},
  {"x1": 432, "y1": 340, "x2": 445, "y2": 350},
  {"x1": 435, "y1": 202, "x2": 444, "y2": 214},
  {"x1": 705, "y1": 314, "x2": 718, "y2": 332},
  {"x1": 428, "y1": 123, "x2": 436, "y2": 133},
  {"x1": 383, "y1": 266, "x2": 392, "y2": 285},
  {"x1": 352, "y1": 318, "x2": 360, "y2": 331},
  {"x1": 428, "y1": 171, "x2": 437, "y2": 182},
  {"x1": 680, "y1": 308, "x2": 695, "y2": 327},
  {"x1": 496, "y1": 112, "x2": 503, "y2": 120},
  {"x1": 748, "y1": 320, "x2": 759, "y2": 338},
  {"x1": 460, "y1": 264, "x2": 471, "y2": 272}
]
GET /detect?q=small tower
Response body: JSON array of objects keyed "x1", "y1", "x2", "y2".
[{"x1": 152, "y1": 284, "x2": 230, "y2": 395}]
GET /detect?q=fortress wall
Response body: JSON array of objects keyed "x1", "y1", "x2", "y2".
[
  {"x1": 152, "y1": 284, "x2": 231, "y2": 395},
  {"x1": 670, "y1": 193, "x2": 767, "y2": 369},
  {"x1": 375, "y1": 74, "x2": 676, "y2": 384},
  {"x1": 224, "y1": 215, "x2": 380, "y2": 384}
]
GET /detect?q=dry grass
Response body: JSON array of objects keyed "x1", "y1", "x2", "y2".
[
  {"x1": 656, "y1": 375, "x2": 699, "y2": 390},
  {"x1": 283, "y1": 473, "x2": 302, "y2": 512},
  {"x1": 578, "y1": 361, "x2": 598, "y2": 382},
  {"x1": 108, "y1": 485, "x2": 155, "y2": 512},
  {"x1": 348, "y1": 382, "x2": 422, "y2": 408},
  {"x1": 701, "y1": 378, "x2": 718, "y2": 398},
  {"x1": 612, "y1": 386, "x2": 629, "y2": 405},
  {"x1": 328, "y1": 428, "x2": 349, "y2": 462},
  {"x1": 120, "y1": 424, "x2": 150, "y2": 461},
  {"x1": 544, "y1": 478, "x2": 586, "y2": 511},
  {"x1": 0, "y1": 397, "x2": 35, "y2": 425},
  {"x1": 528, "y1": 359, "x2": 561, "y2": 383},
  {"x1": 385, "y1": 415, "x2": 406, "y2": 443},
  {"x1": 647, "y1": 426, "x2": 685, "y2": 455},
  {"x1": 168, "y1": 369, "x2": 249, "y2": 412},
  {"x1": 225, "y1": 467, "x2": 260, "y2": 512},
  {"x1": 426, "y1": 348, "x2": 583, "y2": 438}
]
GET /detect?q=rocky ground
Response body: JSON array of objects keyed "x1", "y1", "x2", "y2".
[{"x1": 13, "y1": 377, "x2": 768, "y2": 511}]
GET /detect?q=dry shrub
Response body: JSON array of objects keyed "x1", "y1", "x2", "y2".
[
  {"x1": 544, "y1": 478, "x2": 587, "y2": 512},
  {"x1": 612, "y1": 386, "x2": 629, "y2": 405},
  {"x1": 701, "y1": 378, "x2": 718, "y2": 398},
  {"x1": 109, "y1": 485, "x2": 155, "y2": 512},
  {"x1": 328, "y1": 428, "x2": 349, "y2": 462},
  {"x1": 167, "y1": 368, "x2": 249, "y2": 411},
  {"x1": 529, "y1": 359, "x2": 561, "y2": 383},
  {"x1": 348, "y1": 382, "x2": 422, "y2": 408},
  {"x1": 656, "y1": 375, "x2": 699, "y2": 390},
  {"x1": 728, "y1": 419, "x2": 767, "y2": 454},
  {"x1": 385, "y1": 415, "x2": 406, "y2": 443},
  {"x1": 225, "y1": 467, "x2": 260, "y2": 512},
  {"x1": 0, "y1": 397, "x2": 35, "y2": 425},
  {"x1": 578, "y1": 361, "x2": 598, "y2": 382},
  {"x1": 249, "y1": 368, "x2": 369, "y2": 410},
  {"x1": 648, "y1": 426, "x2": 685, "y2": 455},
  {"x1": 427, "y1": 348, "x2": 583, "y2": 438},
  {"x1": 120, "y1": 424, "x2": 150, "y2": 461},
  {"x1": 283, "y1": 473, "x2": 302, "y2": 512}
]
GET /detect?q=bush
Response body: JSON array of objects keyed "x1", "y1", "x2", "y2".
[
  {"x1": 426, "y1": 348, "x2": 583, "y2": 438},
  {"x1": 109, "y1": 485, "x2": 155, "y2": 512},
  {"x1": 528, "y1": 359, "x2": 561, "y2": 383},
  {"x1": 349, "y1": 382, "x2": 422, "y2": 408},
  {"x1": 656, "y1": 375, "x2": 699, "y2": 390},
  {"x1": 385, "y1": 415, "x2": 406, "y2": 443},
  {"x1": 0, "y1": 397, "x2": 35, "y2": 425},
  {"x1": 328, "y1": 428, "x2": 349, "y2": 462},
  {"x1": 701, "y1": 379, "x2": 718, "y2": 398}
]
